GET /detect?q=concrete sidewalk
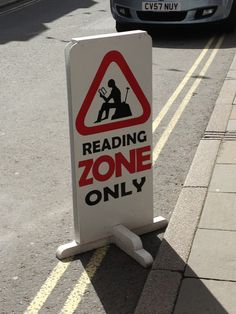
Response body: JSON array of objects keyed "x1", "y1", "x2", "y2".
[{"x1": 135, "y1": 54, "x2": 236, "y2": 314}]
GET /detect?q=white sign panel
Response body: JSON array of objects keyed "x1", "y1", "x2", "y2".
[{"x1": 57, "y1": 31, "x2": 168, "y2": 267}]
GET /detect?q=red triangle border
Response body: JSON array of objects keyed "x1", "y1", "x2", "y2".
[{"x1": 76, "y1": 50, "x2": 151, "y2": 135}]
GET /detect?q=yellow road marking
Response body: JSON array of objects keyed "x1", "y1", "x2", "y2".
[
  {"x1": 60, "y1": 247, "x2": 108, "y2": 314},
  {"x1": 152, "y1": 36, "x2": 215, "y2": 133},
  {"x1": 24, "y1": 259, "x2": 71, "y2": 314},
  {"x1": 153, "y1": 35, "x2": 224, "y2": 162},
  {"x1": 24, "y1": 36, "x2": 223, "y2": 314},
  {"x1": 0, "y1": 0, "x2": 42, "y2": 16}
]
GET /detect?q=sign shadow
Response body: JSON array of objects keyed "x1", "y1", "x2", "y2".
[
  {"x1": 73, "y1": 236, "x2": 230, "y2": 313},
  {"x1": 76, "y1": 230, "x2": 164, "y2": 314}
]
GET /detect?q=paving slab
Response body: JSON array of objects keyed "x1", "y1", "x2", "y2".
[
  {"x1": 185, "y1": 229, "x2": 236, "y2": 281},
  {"x1": 135, "y1": 270, "x2": 182, "y2": 314},
  {"x1": 206, "y1": 105, "x2": 232, "y2": 132},
  {"x1": 153, "y1": 188, "x2": 207, "y2": 271},
  {"x1": 199, "y1": 192, "x2": 236, "y2": 230},
  {"x1": 233, "y1": 96, "x2": 236, "y2": 105},
  {"x1": 217, "y1": 141, "x2": 236, "y2": 164},
  {"x1": 228, "y1": 53, "x2": 236, "y2": 75},
  {"x1": 227, "y1": 120, "x2": 236, "y2": 131},
  {"x1": 215, "y1": 78, "x2": 236, "y2": 107},
  {"x1": 230, "y1": 105, "x2": 236, "y2": 119},
  {"x1": 184, "y1": 140, "x2": 220, "y2": 187},
  {"x1": 174, "y1": 278, "x2": 236, "y2": 314},
  {"x1": 209, "y1": 164, "x2": 236, "y2": 193}
]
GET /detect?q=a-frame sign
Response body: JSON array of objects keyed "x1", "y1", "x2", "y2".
[{"x1": 57, "y1": 31, "x2": 168, "y2": 268}]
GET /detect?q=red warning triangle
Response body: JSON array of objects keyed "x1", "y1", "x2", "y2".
[{"x1": 76, "y1": 50, "x2": 151, "y2": 135}]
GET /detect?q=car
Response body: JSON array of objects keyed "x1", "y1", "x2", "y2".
[{"x1": 110, "y1": 0, "x2": 236, "y2": 31}]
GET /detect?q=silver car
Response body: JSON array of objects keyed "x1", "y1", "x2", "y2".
[{"x1": 110, "y1": 0, "x2": 236, "y2": 31}]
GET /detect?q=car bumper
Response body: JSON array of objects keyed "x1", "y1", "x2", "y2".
[{"x1": 110, "y1": 0, "x2": 234, "y2": 25}]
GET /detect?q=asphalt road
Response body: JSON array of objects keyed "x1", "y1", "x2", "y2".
[{"x1": 1, "y1": 1, "x2": 236, "y2": 313}]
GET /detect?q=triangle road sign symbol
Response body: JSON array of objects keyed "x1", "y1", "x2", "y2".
[{"x1": 76, "y1": 50, "x2": 151, "y2": 135}]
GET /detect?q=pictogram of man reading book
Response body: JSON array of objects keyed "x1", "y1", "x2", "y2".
[{"x1": 94, "y1": 79, "x2": 132, "y2": 123}]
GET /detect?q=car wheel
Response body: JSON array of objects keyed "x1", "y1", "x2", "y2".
[
  {"x1": 116, "y1": 21, "x2": 132, "y2": 32},
  {"x1": 224, "y1": 1, "x2": 236, "y2": 32}
]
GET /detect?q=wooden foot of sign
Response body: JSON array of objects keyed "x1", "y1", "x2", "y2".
[
  {"x1": 112, "y1": 225, "x2": 153, "y2": 268},
  {"x1": 56, "y1": 216, "x2": 168, "y2": 267}
]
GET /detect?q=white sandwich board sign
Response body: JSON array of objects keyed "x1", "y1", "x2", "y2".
[{"x1": 57, "y1": 31, "x2": 168, "y2": 267}]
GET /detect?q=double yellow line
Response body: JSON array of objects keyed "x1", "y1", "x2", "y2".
[
  {"x1": 0, "y1": 0, "x2": 42, "y2": 16},
  {"x1": 153, "y1": 35, "x2": 224, "y2": 162},
  {"x1": 25, "y1": 35, "x2": 224, "y2": 314}
]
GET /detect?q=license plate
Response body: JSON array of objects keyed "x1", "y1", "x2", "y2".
[{"x1": 142, "y1": 2, "x2": 181, "y2": 12}]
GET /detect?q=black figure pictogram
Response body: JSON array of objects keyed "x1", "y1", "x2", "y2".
[{"x1": 94, "y1": 79, "x2": 132, "y2": 123}]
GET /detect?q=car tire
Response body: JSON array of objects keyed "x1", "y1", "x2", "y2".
[
  {"x1": 116, "y1": 21, "x2": 132, "y2": 32},
  {"x1": 224, "y1": 1, "x2": 236, "y2": 32}
]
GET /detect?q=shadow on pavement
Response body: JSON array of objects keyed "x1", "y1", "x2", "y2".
[
  {"x1": 71, "y1": 234, "x2": 230, "y2": 313},
  {"x1": 77, "y1": 230, "x2": 163, "y2": 314},
  {"x1": 122, "y1": 22, "x2": 236, "y2": 49},
  {"x1": 135, "y1": 239, "x2": 229, "y2": 314},
  {"x1": 0, "y1": 0, "x2": 97, "y2": 44},
  {"x1": 149, "y1": 24, "x2": 236, "y2": 49}
]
